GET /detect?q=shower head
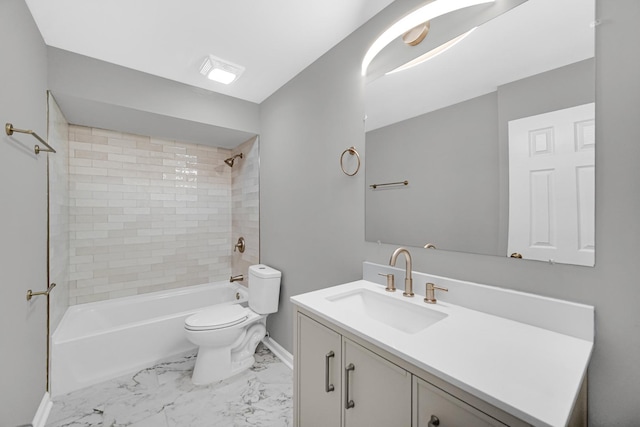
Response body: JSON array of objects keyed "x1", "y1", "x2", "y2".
[{"x1": 224, "y1": 153, "x2": 243, "y2": 167}]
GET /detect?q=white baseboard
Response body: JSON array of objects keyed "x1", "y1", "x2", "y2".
[
  {"x1": 261, "y1": 336, "x2": 293, "y2": 370},
  {"x1": 32, "y1": 392, "x2": 53, "y2": 427}
]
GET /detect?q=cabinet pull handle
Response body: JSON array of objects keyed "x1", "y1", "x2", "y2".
[
  {"x1": 345, "y1": 363, "x2": 355, "y2": 409},
  {"x1": 428, "y1": 415, "x2": 440, "y2": 427},
  {"x1": 325, "y1": 351, "x2": 335, "y2": 392}
]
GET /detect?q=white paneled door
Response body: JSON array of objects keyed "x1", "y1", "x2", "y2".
[{"x1": 508, "y1": 103, "x2": 595, "y2": 266}]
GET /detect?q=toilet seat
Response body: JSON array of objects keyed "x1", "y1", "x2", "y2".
[{"x1": 185, "y1": 305, "x2": 249, "y2": 331}]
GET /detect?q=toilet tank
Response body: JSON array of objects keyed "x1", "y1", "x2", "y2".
[{"x1": 248, "y1": 264, "x2": 282, "y2": 314}]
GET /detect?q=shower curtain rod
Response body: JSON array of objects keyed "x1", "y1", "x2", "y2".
[{"x1": 5, "y1": 122, "x2": 56, "y2": 154}]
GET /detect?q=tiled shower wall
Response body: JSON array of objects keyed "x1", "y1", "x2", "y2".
[
  {"x1": 231, "y1": 137, "x2": 260, "y2": 281},
  {"x1": 67, "y1": 126, "x2": 256, "y2": 304}
]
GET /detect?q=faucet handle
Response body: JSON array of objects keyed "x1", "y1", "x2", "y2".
[
  {"x1": 234, "y1": 237, "x2": 246, "y2": 253},
  {"x1": 424, "y1": 282, "x2": 448, "y2": 304},
  {"x1": 378, "y1": 273, "x2": 396, "y2": 292}
]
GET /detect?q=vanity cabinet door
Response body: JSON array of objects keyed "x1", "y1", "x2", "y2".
[
  {"x1": 413, "y1": 376, "x2": 508, "y2": 427},
  {"x1": 297, "y1": 314, "x2": 342, "y2": 427},
  {"x1": 343, "y1": 338, "x2": 411, "y2": 427}
]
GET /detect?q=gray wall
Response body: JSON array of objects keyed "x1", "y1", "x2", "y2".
[
  {"x1": 259, "y1": 11, "x2": 370, "y2": 353},
  {"x1": 366, "y1": 92, "x2": 500, "y2": 255},
  {"x1": 261, "y1": 0, "x2": 640, "y2": 425},
  {"x1": 0, "y1": 0, "x2": 49, "y2": 424}
]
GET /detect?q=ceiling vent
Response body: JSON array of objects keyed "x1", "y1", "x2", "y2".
[{"x1": 199, "y1": 55, "x2": 245, "y2": 84}]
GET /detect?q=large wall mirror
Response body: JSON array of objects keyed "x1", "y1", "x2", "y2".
[{"x1": 364, "y1": 0, "x2": 595, "y2": 266}]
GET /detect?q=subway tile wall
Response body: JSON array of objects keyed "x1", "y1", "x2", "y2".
[
  {"x1": 67, "y1": 126, "x2": 251, "y2": 304},
  {"x1": 231, "y1": 136, "x2": 260, "y2": 282}
]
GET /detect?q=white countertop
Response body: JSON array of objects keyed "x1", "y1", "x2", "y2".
[{"x1": 291, "y1": 279, "x2": 593, "y2": 427}]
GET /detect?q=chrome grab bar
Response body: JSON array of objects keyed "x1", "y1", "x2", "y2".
[{"x1": 26, "y1": 283, "x2": 56, "y2": 301}]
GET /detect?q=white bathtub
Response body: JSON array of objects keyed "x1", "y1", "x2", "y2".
[{"x1": 51, "y1": 281, "x2": 248, "y2": 397}]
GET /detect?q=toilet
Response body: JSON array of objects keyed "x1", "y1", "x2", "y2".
[{"x1": 184, "y1": 264, "x2": 281, "y2": 384}]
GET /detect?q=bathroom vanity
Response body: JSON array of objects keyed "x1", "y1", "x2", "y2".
[{"x1": 291, "y1": 263, "x2": 593, "y2": 427}]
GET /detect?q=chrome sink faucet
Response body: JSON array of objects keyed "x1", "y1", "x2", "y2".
[{"x1": 389, "y1": 247, "x2": 413, "y2": 297}]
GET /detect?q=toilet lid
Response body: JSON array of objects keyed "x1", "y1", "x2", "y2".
[{"x1": 185, "y1": 305, "x2": 249, "y2": 331}]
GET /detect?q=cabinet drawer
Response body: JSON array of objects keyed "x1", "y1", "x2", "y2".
[{"x1": 413, "y1": 376, "x2": 509, "y2": 427}]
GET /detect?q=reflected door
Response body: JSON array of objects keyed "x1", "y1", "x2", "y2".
[{"x1": 508, "y1": 103, "x2": 595, "y2": 266}]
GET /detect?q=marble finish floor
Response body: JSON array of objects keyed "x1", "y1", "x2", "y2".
[{"x1": 46, "y1": 344, "x2": 292, "y2": 427}]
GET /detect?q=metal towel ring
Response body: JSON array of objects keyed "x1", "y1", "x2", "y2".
[{"x1": 340, "y1": 146, "x2": 361, "y2": 176}]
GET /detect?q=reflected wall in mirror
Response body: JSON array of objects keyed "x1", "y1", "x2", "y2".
[{"x1": 364, "y1": 0, "x2": 595, "y2": 266}]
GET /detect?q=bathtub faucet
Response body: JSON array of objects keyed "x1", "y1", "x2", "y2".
[{"x1": 229, "y1": 274, "x2": 244, "y2": 283}]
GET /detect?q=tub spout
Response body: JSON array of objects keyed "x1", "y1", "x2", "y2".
[{"x1": 230, "y1": 274, "x2": 244, "y2": 283}]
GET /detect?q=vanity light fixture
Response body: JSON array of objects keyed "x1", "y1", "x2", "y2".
[
  {"x1": 387, "y1": 27, "x2": 477, "y2": 74},
  {"x1": 199, "y1": 55, "x2": 245, "y2": 84},
  {"x1": 361, "y1": 0, "x2": 495, "y2": 76}
]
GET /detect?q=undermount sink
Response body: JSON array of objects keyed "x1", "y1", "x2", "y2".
[{"x1": 326, "y1": 288, "x2": 447, "y2": 334}]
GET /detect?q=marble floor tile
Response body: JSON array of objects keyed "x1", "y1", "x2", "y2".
[{"x1": 46, "y1": 343, "x2": 292, "y2": 427}]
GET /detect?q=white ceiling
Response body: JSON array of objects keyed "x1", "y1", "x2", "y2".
[{"x1": 25, "y1": 0, "x2": 395, "y2": 104}]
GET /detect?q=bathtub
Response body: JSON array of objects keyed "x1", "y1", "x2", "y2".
[{"x1": 51, "y1": 281, "x2": 248, "y2": 397}]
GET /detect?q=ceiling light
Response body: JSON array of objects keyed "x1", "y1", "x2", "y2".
[
  {"x1": 387, "y1": 27, "x2": 477, "y2": 75},
  {"x1": 361, "y1": 0, "x2": 495, "y2": 76},
  {"x1": 199, "y1": 55, "x2": 245, "y2": 85}
]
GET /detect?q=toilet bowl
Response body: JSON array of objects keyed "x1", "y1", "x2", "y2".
[{"x1": 184, "y1": 264, "x2": 281, "y2": 384}]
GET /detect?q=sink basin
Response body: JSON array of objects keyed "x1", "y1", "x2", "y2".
[{"x1": 326, "y1": 288, "x2": 447, "y2": 334}]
